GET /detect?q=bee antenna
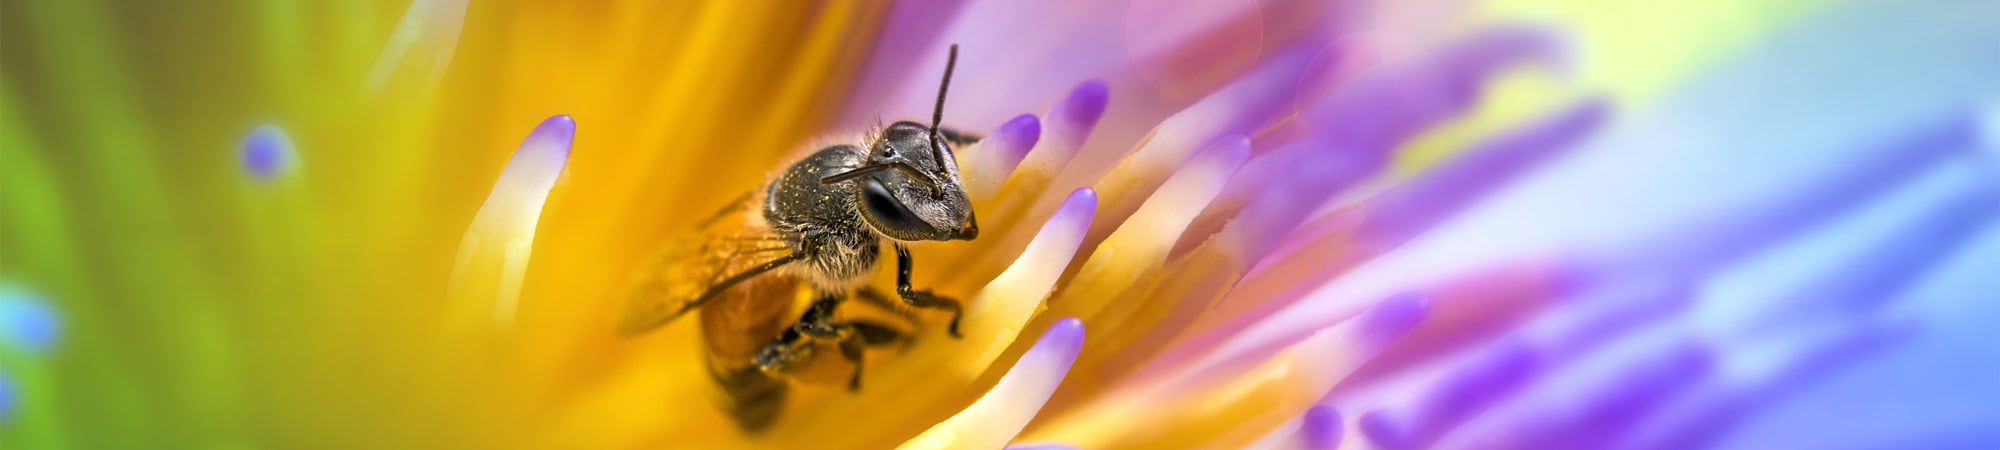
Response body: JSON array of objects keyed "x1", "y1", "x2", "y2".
[{"x1": 929, "y1": 44, "x2": 958, "y2": 169}]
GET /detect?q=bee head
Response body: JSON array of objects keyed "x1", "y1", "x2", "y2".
[
  {"x1": 820, "y1": 45, "x2": 979, "y2": 242},
  {"x1": 850, "y1": 121, "x2": 978, "y2": 242}
]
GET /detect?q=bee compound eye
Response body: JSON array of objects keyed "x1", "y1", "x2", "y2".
[{"x1": 861, "y1": 177, "x2": 940, "y2": 238}]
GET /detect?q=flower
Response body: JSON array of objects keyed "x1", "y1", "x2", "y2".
[{"x1": 4, "y1": 0, "x2": 1997, "y2": 449}]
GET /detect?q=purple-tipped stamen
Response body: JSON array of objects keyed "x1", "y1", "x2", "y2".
[
  {"x1": 973, "y1": 114, "x2": 1042, "y2": 189},
  {"x1": 1051, "y1": 80, "x2": 1110, "y2": 149},
  {"x1": 1360, "y1": 343, "x2": 1538, "y2": 450}
]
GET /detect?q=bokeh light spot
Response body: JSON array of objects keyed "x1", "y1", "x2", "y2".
[
  {"x1": 239, "y1": 123, "x2": 297, "y2": 181},
  {"x1": 0, "y1": 283, "x2": 61, "y2": 354}
]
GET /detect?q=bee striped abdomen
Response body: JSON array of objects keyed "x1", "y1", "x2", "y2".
[
  {"x1": 697, "y1": 271, "x2": 802, "y2": 433},
  {"x1": 707, "y1": 361, "x2": 788, "y2": 433}
]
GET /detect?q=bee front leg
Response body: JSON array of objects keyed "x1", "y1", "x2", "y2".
[{"x1": 894, "y1": 244, "x2": 964, "y2": 338}]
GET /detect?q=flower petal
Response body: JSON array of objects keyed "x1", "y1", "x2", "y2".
[
  {"x1": 1028, "y1": 135, "x2": 1249, "y2": 401},
  {"x1": 1742, "y1": 166, "x2": 1999, "y2": 328},
  {"x1": 1028, "y1": 294, "x2": 1427, "y2": 449},
  {"x1": 1357, "y1": 343, "x2": 1538, "y2": 450},
  {"x1": 1601, "y1": 115, "x2": 1977, "y2": 275},
  {"x1": 1447, "y1": 343, "x2": 1712, "y2": 449},
  {"x1": 1090, "y1": 46, "x2": 1328, "y2": 240},
  {"x1": 1606, "y1": 319, "x2": 1910, "y2": 450},
  {"x1": 898, "y1": 318, "x2": 1086, "y2": 450},
  {"x1": 941, "y1": 81, "x2": 1111, "y2": 291},
  {"x1": 965, "y1": 113, "x2": 1042, "y2": 200},
  {"x1": 1150, "y1": 99, "x2": 1607, "y2": 375},
  {"x1": 1335, "y1": 260, "x2": 1582, "y2": 388},
  {"x1": 366, "y1": 0, "x2": 469, "y2": 93},
  {"x1": 962, "y1": 189, "x2": 1100, "y2": 363},
  {"x1": 447, "y1": 115, "x2": 574, "y2": 328},
  {"x1": 1055, "y1": 135, "x2": 1250, "y2": 323},
  {"x1": 1247, "y1": 403, "x2": 1345, "y2": 450}
]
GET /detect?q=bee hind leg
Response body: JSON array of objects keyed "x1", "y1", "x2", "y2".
[{"x1": 894, "y1": 244, "x2": 964, "y2": 338}]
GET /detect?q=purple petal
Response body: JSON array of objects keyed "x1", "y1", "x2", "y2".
[
  {"x1": 838, "y1": 0, "x2": 974, "y2": 125},
  {"x1": 1605, "y1": 115, "x2": 1978, "y2": 276},
  {"x1": 1176, "y1": 100, "x2": 1605, "y2": 355},
  {"x1": 1298, "y1": 26, "x2": 1571, "y2": 154},
  {"x1": 1754, "y1": 173, "x2": 1998, "y2": 325},
  {"x1": 1299, "y1": 404, "x2": 1344, "y2": 450},
  {"x1": 1174, "y1": 29, "x2": 1570, "y2": 263},
  {"x1": 1533, "y1": 277, "x2": 1693, "y2": 361},
  {"x1": 1496, "y1": 344, "x2": 1714, "y2": 450},
  {"x1": 1092, "y1": 44, "x2": 1331, "y2": 231},
  {"x1": 1351, "y1": 293, "x2": 1433, "y2": 351},
  {"x1": 1187, "y1": 139, "x2": 1387, "y2": 263},
  {"x1": 1362, "y1": 344, "x2": 1539, "y2": 450},
  {"x1": 1619, "y1": 319, "x2": 1912, "y2": 450},
  {"x1": 1352, "y1": 98, "x2": 1609, "y2": 249}
]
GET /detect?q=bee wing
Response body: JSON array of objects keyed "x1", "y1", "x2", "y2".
[{"x1": 616, "y1": 193, "x2": 800, "y2": 337}]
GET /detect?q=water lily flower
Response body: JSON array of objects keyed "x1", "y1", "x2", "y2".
[{"x1": 3, "y1": 0, "x2": 1997, "y2": 449}]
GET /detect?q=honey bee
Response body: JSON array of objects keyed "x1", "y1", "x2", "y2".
[{"x1": 616, "y1": 45, "x2": 979, "y2": 432}]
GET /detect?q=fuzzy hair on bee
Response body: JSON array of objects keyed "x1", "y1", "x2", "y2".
[{"x1": 615, "y1": 45, "x2": 980, "y2": 433}]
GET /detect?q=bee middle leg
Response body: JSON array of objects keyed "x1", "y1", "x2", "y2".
[
  {"x1": 836, "y1": 320, "x2": 906, "y2": 391},
  {"x1": 895, "y1": 244, "x2": 964, "y2": 338},
  {"x1": 755, "y1": 294, "x2": 842, "y2": 373},
  {"x1": 756, "y1": 294, "x2": 908, "y2": 391}
]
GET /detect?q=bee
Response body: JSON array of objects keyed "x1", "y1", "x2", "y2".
[{"x1": 615, "y1": 45, "x2": 979, "y2": 432}]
